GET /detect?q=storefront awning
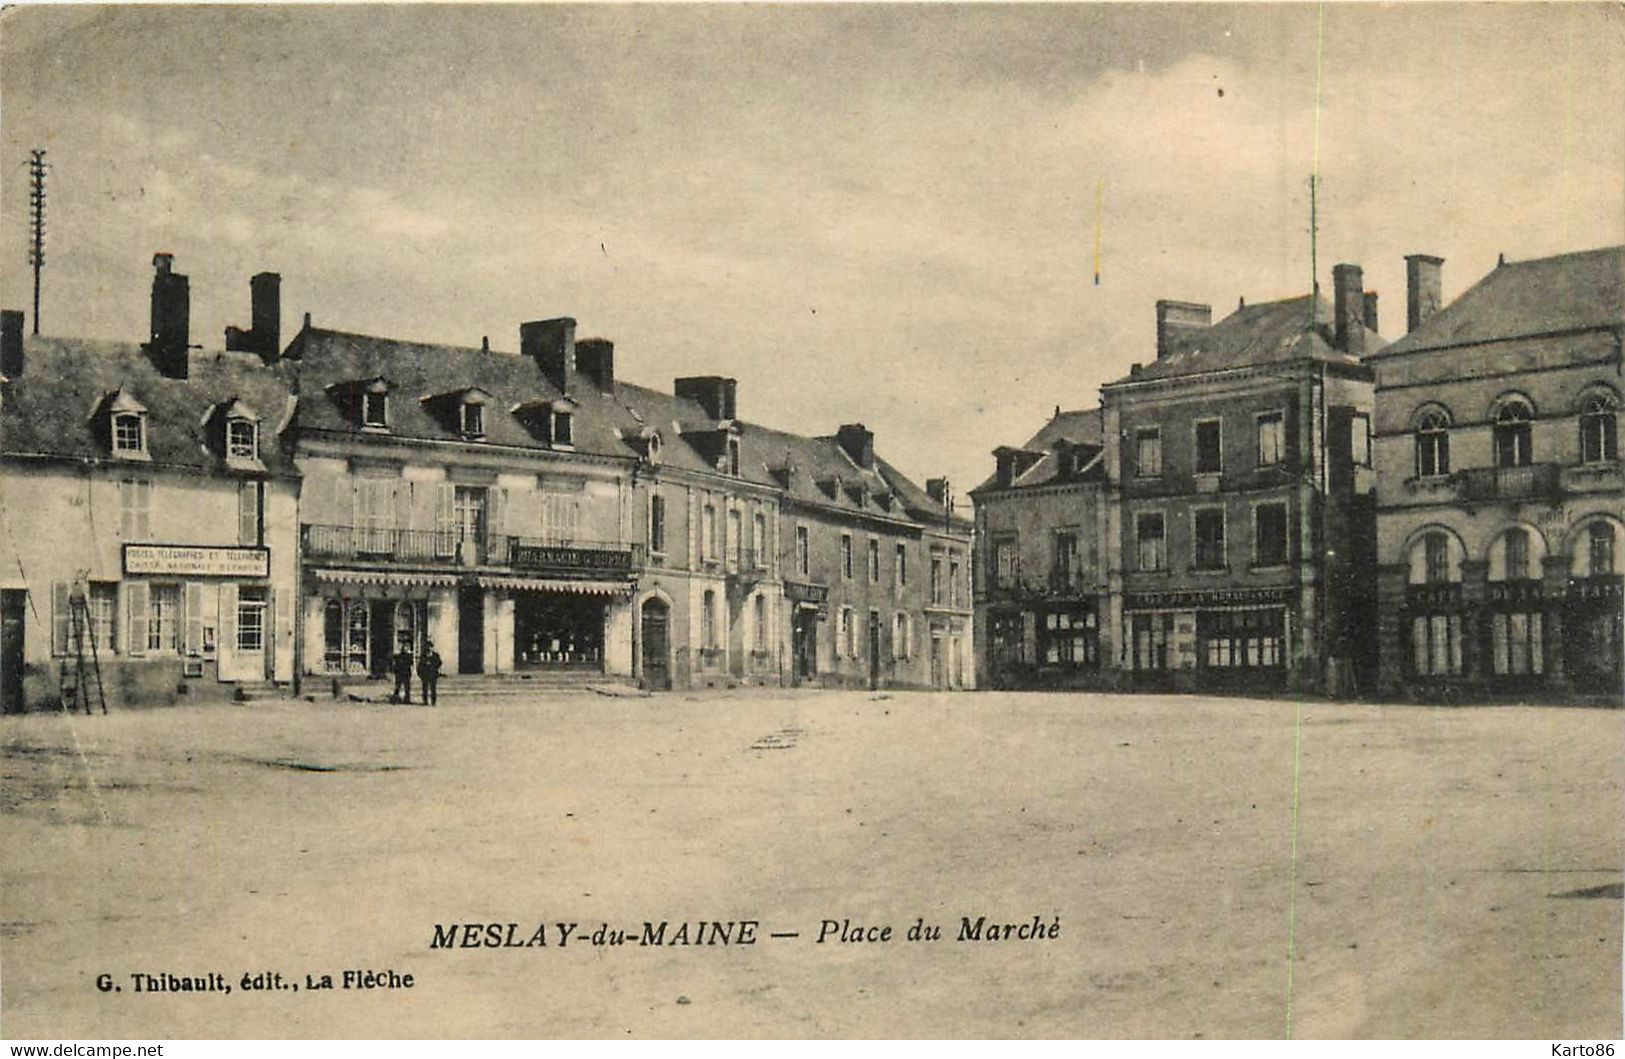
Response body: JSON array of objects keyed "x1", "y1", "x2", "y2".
[
  {"x1": 312, "y1": 568, "x2": 460, "y2": 588},
  {"x1": 476, "y1": 575, "x2": 633, "y2": 596}
]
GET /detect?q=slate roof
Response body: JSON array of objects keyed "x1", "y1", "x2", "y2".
[
  {"x1": 285, "y1": 326, "x2": 963, "y2": 529},
  {"x1": 1109, "y1": 293, "x2": 1384, "y2": 385},
  {"x1": 971, "y1": 406, "x2": 1105, "y2": 495},
  {"x1": 1374, "y1": 245, "x2": 1624, "y2": 357},
  {"x1": 1, "y1": 337, "x2": 298, "y2": 474}
]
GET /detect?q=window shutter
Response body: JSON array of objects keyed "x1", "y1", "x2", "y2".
[
  {"x1": 396, "y1": 481, "x2": 412, "y2": 530},
  {"x1": 185, "y1": 583, "x2": 205, "y2": 655},
  {"x1": 238, "y1": 483, "x2": 256, "y2": 546},
  {"x1": 126, "y1": 582, "x2": 148, "y2": 657},
  {"x1": 435, "y1": 483, "x2": 455, "y2": 555},
  {"x1": 52, "y1": 582, "x2": 70, "y2": 657},
  {"x1": 491, "y1": 487, "x2": 508, "y2": 539},
  {"x1": 218, "y1": 583, "x2": 238, "y2": 671},
  {"x1": 264, "y1": 587, "x2": 278, "y2": 679}
]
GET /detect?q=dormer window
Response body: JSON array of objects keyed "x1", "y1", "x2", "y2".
[
  {"x1": 726, "y1": 435, "x2": 741, "y2": 476},
  {"x1": 460, "y1": 401, "x2": 485, "y2": 438},
  {"x1": 552, "y1": 409, "x2": 574, "y2": 447},
  {"x1": 363, "y1": 390, "x2": 388, "y2": 428},
  {"x1": 647, "y1": 431, "x2": 662, "y2": 464},
  {"x1": 114, "y1": 413, "x2": 146, "y2": 454},
  {"x1": 226, "y1": 418, "x2": 257, "y2": 460}
]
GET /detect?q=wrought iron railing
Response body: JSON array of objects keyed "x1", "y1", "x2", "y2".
[
  {"x1": 303, "y1": 525, "x2": 638, "y2": 573},
  {"x1": 1457, "y1": 463, "x2": 1561, "y2": 503}
]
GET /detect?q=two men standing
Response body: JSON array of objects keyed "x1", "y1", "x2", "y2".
[{"x1": 390, "y1": 639, "x2": 443, "y2": 706}]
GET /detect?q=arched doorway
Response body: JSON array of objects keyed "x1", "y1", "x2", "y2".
[{"x1": 640, "y1": 598, "x2": 671, "y2": 690}]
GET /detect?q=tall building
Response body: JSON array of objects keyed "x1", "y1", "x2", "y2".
[
  {"x1": 970, "y1": 408, "x2": 1108, "y2": 688},
  {"x1": 1098, "y1": 267, "x2": 1382, "y2": 694},
  {"x1": 1369, "y1": 247, "x2": 1623, "y2": 701},
  {"x1": 0, "y1": 260, "x2": 300, "y2": 712}
]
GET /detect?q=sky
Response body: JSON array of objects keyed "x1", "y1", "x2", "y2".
[{"x1": 2, "y1": 3, "x2": 1622, "y2": 496}]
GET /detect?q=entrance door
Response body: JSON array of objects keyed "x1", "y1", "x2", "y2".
[
  {"x1": 792, "y1": 609, "x2": 817, "y2": 684},
  {"x1": 930, "y1": 634, "x2": 945, "y2": 688},
  {"x1": 867, "y1": 610, "x2": 881, "y2": 690},
  {"x1": 640, "y1": 599, "x2": 670, "y2": 690},
  {"x1": 457, "y1": 586, "x2": 484, "y2": 674},
  {"x1": 369, "y1": 600, "x2": 394, "y2": 677},
  {"x1": 1, "y1": 590, "x2": 25, "y2": 713}
]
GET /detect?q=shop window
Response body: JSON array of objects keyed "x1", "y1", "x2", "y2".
[
  {"x1": 1041, "y1": 605, "x2": 1098, "y2": 667},
  {"x1": 1493, "y1": 398, "x2": 1533, "y2": 468},
  {"x1": 1411, "y1": 613, "x2": 1463, "y2": 676},
  {"x1": 1254, "y1": 503, "x2": 1288, "y2": 568},
  {"x1": 989, "y1": 611, "x2": 1026, "y2": 668},
  {"x1": 1579, "y1": 392, "x2": 1619, "y2": 463},
  {"x1": 1195, "y1": 420, "x2": 1222, "y2": 475},
  {"x1": 1132, "y1": 613, "x2": 1173, "y2": 671},
  {"x1": 1200, "y1": 609, "x2": 1283, "y2": 669},
  {"x1": 1415, "y1": 409, "x2": 1450, "y2": 477},
  {"x1": 1136, "y1": 513, "x2": 1166, "y2": 572},
  {"x1": 1135, "y1": 428, "x2": 1162, "y2": 477},
  {"x1": 1490, "y1": 611, "x2": 1544, "y2": 677}
]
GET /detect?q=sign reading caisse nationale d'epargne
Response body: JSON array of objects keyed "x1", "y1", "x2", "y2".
[{"x1": 122, "y1": 544, "x2": 270, "y2": 578}]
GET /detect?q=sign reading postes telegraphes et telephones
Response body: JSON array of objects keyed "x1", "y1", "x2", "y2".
[{"x1": 122, "y1": 544, "x2": 271, "y2": 579}]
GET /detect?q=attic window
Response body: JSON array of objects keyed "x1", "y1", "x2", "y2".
[
  {"x1": 226, "y1": 417, "x2": 258, "y2": 460},
  {"x1": 552, "y1": 409, "x2": 574, "y2": 447},
  {"x1": 362, "y1": 391, "x2": 388, "y2": 428},
  {"x1": 460, "y1": 402, "x2": 485, "y2": 438},
  {"x1": 726, "y1": 435, "x2": 741, "y2": 476},
  {"x1": 113, "y1": 413, "x2": 147, "y2": 456},
  {"x1": 647, "y1": 431, "x2": 662, "y2": 464}
]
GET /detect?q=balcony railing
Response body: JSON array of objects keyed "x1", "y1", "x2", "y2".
[
  {"x1": 302, "y1": 524, "x2": 636, "y2": 574},
  {"x1": 1457, "y1": 463, "x2": 1562, "y2": 503}
]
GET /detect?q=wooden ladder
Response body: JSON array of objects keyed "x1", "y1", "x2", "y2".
[{"x1": 59, "y1": 590, "x2": 108, "y2": 715}]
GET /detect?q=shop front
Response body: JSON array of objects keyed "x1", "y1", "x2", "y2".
[
  {"x1": 1124, "y1": 587, "x2": 1292, "y2": 690},
  {"x1": 784, "y1": 580, "x2": 827, "y2": 686},
  {"x1": 478, "y1": 575, "x2": 629, "y2": 672},
  {"x1": 1564, "y1": 574, "x2": 1622, "y2": 695},
  {"x1": 305, "y1": 568, "x2": 458, "y2": 677}
]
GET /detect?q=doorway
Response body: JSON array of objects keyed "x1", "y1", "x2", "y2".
[
  {"x1": 457, "y1": 585, "x2": 484, "y2": 674},
  {"x1": 792, "y1": 607, "x2": 818, "y2": 685},
  {"x1": 867, "y1": 610, "x2": 881, "y2": 690},
  {"x1": 1, "y1": 590, "x2": 25, "y2": 713},
  {"x1": 640, "y1": 598, "x2": 670, "y2": 690}
]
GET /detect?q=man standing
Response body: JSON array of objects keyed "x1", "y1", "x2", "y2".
[
  {"x1": 391, "y1": 642, "x2": 413, "y2": 704},
  {"x1": 418, "y1": 640, "x2": 443, "y2": 706}
]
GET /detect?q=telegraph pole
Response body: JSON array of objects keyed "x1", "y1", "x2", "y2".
[{"x1": 27, "y1": 149, "x2": 47, "y2": 335}]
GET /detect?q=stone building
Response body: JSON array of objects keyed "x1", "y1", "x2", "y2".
[
  {"x1": 969, "y1": 408, "x2": 1109, "y2": 689},
  {"x1": 1098, "y1": 266, "x2": 1382, "y2": 694},
  {"x1": 0, "y1": 260, "x2": 300, "y2": 711},
  {"x1": 1369, "y1": 247, "x2": 1623, "y2": 701}
]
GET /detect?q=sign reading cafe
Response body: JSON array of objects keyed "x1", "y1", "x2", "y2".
[{"x1": 123, "y1": 544, "x2": 271, "y2": 579}]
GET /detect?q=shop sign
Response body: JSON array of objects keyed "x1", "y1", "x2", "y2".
[{"x1": 124, "y1": 544, "x2": 270, "y2": 578}]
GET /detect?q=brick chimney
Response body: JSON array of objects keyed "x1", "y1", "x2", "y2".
[
  {"x1": 576, "y1": 338, "x2": 615, "y2": 390},
  {"x1": 926, "y1": 477, "x2": 954, "y2": 514},
  {"x1": 225, "y1": 271, "x2": 282, "y2": 361},
  {"x1": 522, "y1": 317, "x2": 576, "y2": 394},
  {"x1": 147, "y1": 252, "x2": 190, "y2": 379},
  {"x1": 675, "y1": 376, "x2": 736, "y2": 421},
  {"x1": 1405, "y1": 254, "x2": 1444, "y2": 333},
  {"x1": 1, "y1": 310, "x2": 23, "y2": 378},
  {"x1": 1362, "y1": 291, "x2": 1379, "y2": 334},
  {"x1": 1155, "y1": 300, "x2": 1211, "y2": 359},
  {"x1": 836, "y1": 423, "x2": 875, "y2": 469},
  {"x1": 1332, "y1": 263, "x2": 1365, "y2": 355}
]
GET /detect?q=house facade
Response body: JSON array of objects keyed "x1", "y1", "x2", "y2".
[
  {"x1": 970, "y1": 408, "x2": 1109, "y2": 689},
  {"x1": 1369, "y1": 247, "x2": 1623, "y2": 701},
  {"x1": 1098, "y1": 267, "x2": 1381, "y2": 695},
  {"x1": 0, "y1": 263, "x2": 300, "y2": 712}
]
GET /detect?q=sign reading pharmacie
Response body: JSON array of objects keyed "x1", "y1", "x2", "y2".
[{"x1": 123, "y1": 543, "x2": 270, "y2": 579}]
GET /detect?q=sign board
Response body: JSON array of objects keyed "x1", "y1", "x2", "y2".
[{"x1": 123, "y1": 544, "x2": 270, "y2": 579}]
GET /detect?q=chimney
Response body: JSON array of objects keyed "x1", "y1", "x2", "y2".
[
  {"x1": 1, "y1": 311, "x2": 23, "y2": 378},
  {"x1": 576, "y1": 338, "x2": 615, "y2": 390},
  {"x1": 1155, "y1": 300, "x2": 1211, "y2": 359},
  {"x1": 674, "y1": 376, "x2": 735, "y2": 422},
  {"x1": 225, "y1": 271, "x2": 282, "y2": 361},
  {"x1": 926, "y1": 477, "x2": 954, "y2": 514},
  {"x1": 1405, "y1": 254, "x2": 1444, "y2": 333},
  {"x1": 147, "y1": 252, "x2": 190, "y2": 379},
  {"x1": 1332, "y1": 263, "x2": 1365, "y2": 355},
  {"x1": 522, "y1": 317, "x2": 576, "y2": 394},
  {"x1": 836, "y1": 423, "x2": 875, "y2": 469},
  {"x1": 1362, "y1": 291, "x2": 1379, "y2": 334},
  {"x1": 481, "y1": 336, "x2": 490, "y2": 353}
]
